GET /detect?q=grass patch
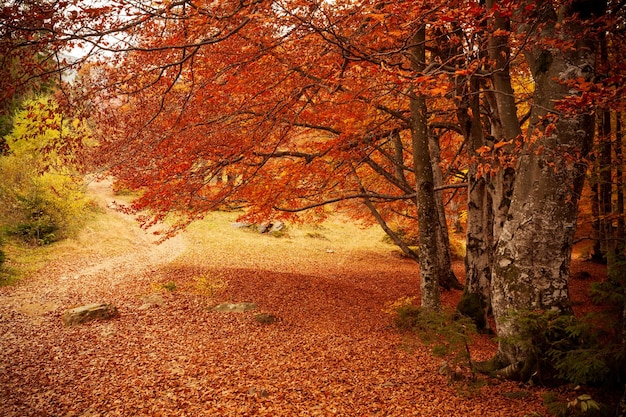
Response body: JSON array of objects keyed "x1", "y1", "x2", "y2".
[
  {"x1": 0, "y1": 199, "x2": 141, "y2": 286},
  {"x1": 182, "y1": 211, "x2": 390, "y2": 272}
]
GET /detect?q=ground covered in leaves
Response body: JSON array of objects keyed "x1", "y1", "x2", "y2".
[{"x1": 0, "y1": 181, "x2": 606, "y2": 416}]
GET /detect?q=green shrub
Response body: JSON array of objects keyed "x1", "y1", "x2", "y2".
[
  {"x1": 388, "y1": 299, "x2": 477, "y2": 378},
  {"x1": 394, "y1": 302, "x2": 422, "y2": 331},
  {"x1": 456, "y1": 291, "x2": 487, "y2": 331},
  {"x1": 512, "y1": 310, "x2": 622, "y2": 387},
  {"x1": 0, "y1": 95, "x2": 93, "y2": 245},
  {"x1": 0, "y1": 160, "x2": 91, "y2": 245}
]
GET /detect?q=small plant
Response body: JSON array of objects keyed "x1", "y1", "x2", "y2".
[
  {"x1": 387, "y1": 298, "x2": 477, "y2": 380},
  {"x1": 543, "y1": 391, "x2": 568, "y2": 417},
  {"x1": 567, "y1": 394, "x2": 600, "y2": 416},
  {"x1": 152, "y1": 281, "x2": 178, "y2": 292},
  {"x1": 305, "y1": 232, "x2": 328, "y2": 240},
  {"x1": 509, "y1": 308, "x2": 622, "y2": 387},
  {"x1": 194, "y1": 273, "x2": 228, "y2": 298}
]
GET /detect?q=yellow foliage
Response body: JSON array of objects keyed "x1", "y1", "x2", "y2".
[
  {"x1": 0, "y1": 95, "x2": 94, "y2": 244},
  {"x1": 382, "y1": 296, "x2": 417, "y2": 315},
  {"x1": 193, "y1": 273, "x2": 228, "y2": 298}
]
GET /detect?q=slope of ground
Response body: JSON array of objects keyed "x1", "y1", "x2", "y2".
[{"x1": 0, "y1": 180, "x2": 606, "y2": 416}]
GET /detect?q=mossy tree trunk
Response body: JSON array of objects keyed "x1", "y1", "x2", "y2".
[
  {"x1": 430, "y1": 132, "x2": 463, "y2": 291},
  {"x1": 458, "y1": 75, "x2": 494, "y2": 330},
  {"x1": 490, "y1": 0, "x2": 604, "y2": 376},
  {"x1": 410, "y1": 25, "x2": 441, "y2": 311}
]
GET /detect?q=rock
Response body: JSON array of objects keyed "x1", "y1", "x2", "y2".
[
  {"x1": 269, "y1": 221, "x2": 284, "y2": 232},
  {"x1": 212, "y1": 302, "x2": 257, "y2": 313},
  {"x1": 138, "y1": 293, "x2": 165, "y2": 310},
  {"x1": 231, "y1": 221, "x2": 252, "y2": 229},
  {"x1": 62, "y1": 303, "x2": 119, "y2": 326},
  {"x1": 257, "y1": 223, "x2": 271, "y2": 233},
  {"x1": 254, "y1": 312, "x2": 278, "y2": 324}
]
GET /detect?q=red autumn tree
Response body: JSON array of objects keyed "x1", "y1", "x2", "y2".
[{"x1": 5, "y1": 0, "x2": 626, "y2": 379}]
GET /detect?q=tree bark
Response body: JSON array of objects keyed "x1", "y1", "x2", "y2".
[
  {"x1": 490, "y1": 0, "x2": 603, "y2": 375},
  {"x1": 429, "y1": 132, "x2": 463, "y2": 290},
  {"x1": 485, "y1": 0, "x2": 521, "y2": 245},
  {"x1": 458, "y1": 77, "x2": 494, "y2": 331},
  {"x1": 410, "y1": 25, "x2": 441, "y2": 311},
  {"x1": 617, "y1": 114, "x2": 625, "y2": 257}
]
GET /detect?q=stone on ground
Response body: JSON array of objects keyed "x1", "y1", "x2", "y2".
[
  {"x1": 212, "y1": 302, "x2": 257, "y2": 313},
  {"x1": 62, "y1": 303, "x2": 119, "y2": 326}
]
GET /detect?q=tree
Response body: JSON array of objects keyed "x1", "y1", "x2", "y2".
[
  {"x1": 5, "y1": 0, "x2": 625, "y2": 379},
  {"x1": 488, "y1": 0, "x2": 607, "y2": 376},
  {"x1": 0, "y1": 95, "x2": 93, "y2": 244}
]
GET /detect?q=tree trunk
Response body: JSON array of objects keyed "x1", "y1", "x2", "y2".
[
  {"x1": 458, "y1": 77, "x2": 494, "y2": 331},
  {"x1": 429, "y1": 132, "x2": 463, "y2": 290},
  {"x1": 617, "y1": 113, "x2": 625, "y2": 257},
  {"x1": 460, "y1": 0, "x2": 522, "y2": 331},
  {"x1": 490, "y1": 0, "x2": 602, "y2": 376},
  {"x1": 410, "y1": 25, "x2": 441, "y2": 311},
  {"x1": 485, "y1": 0, "x2": 521, "y2": 245},
  {"x1": 590, "y1": 153, "x2": 604, "y2": 261}
]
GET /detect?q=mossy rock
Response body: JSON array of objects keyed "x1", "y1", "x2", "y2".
[
  {"x1": 456, "y1": 291, "x2": 487, "y2": 330},
  {"x1": 62, "y1": 303, "x2": 119, "y2": 326}
]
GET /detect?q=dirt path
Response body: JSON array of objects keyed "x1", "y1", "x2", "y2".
[
  {"x1": 0, "y1": 181, "x2": 558, "y2": 416},
  {"x1": 0, "y1": 178, "x2": 186, "y2": 322}
]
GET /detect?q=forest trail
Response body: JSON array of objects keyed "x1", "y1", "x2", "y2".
[
  {"x1": 0, "y1": 180, "x2": 603, "y2": 416},
  {"x1": 0, "y1": 178, "x2": 186, "y2": 321}
]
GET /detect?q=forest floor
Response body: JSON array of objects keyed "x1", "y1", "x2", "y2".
[{"x1": 0, "y1": 179, "x2": 607, "y2": 417}]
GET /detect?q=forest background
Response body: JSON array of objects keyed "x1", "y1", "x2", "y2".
[{"x1": 2, "y1": 0, "x2": 626, "y2": 414}]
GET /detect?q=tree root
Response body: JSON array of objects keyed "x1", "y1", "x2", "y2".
[{"x1": 474, "y1": 355, "x2": 538, "y2": 383}]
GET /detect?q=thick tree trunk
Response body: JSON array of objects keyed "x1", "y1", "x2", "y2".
[
  {"x1": 461, "y1": 0, "x2": 522, "y2": 331},
  {"x1": 490, "y1": 1, "x2": 601, "y2": 375},
  {"x1": 410, "y1": 25, "x2": 441, "y2": 311}
]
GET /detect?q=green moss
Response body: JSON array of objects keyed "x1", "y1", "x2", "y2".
[{"x1": 456, "y1": 291, "x2": 487, "y2": 330}]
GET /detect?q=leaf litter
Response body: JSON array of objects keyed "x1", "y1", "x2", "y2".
[{"x1": 0, "y1": 181, "x2": 604, "y2": 416}]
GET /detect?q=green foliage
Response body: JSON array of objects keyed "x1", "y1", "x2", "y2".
[
  {"x1": 542, "y1": 391, "x2": 604, "y2": 417},
  {"x1": 0, "y1": 96, "x2": 93, "y2": 246},
  {"x1": 512, "y1": 310, "x2": 623, "y2": 387},
  {"x1": 591, "y1": 257, "x2": 626, "y2": 319},
  {"x1": 457, "y1": 291, "x2": 487, "y2": 330},
  {"x1": 389, "y1": 298, "x2": 477, "y2": 377},
  {"x1": 393, "y1": 301, "x2": 421, "y2": 331}
]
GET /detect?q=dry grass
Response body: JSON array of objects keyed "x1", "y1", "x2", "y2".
[
  {"x1": 180, "y1": 211, "x2": 394, "y2": 274},
  {"x1": 1, "y1": 193, "x2": 142, "y2": 285}
]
